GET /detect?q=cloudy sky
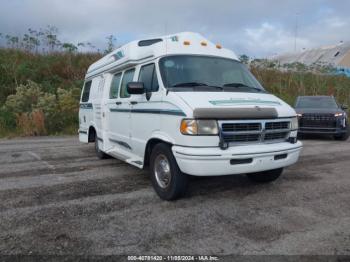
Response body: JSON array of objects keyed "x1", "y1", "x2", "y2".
[{"x1": 0, "y1": 0, "x2": 349, "y2": 57}]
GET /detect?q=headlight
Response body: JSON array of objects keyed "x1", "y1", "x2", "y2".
[
  {"x1": 334, "y1": 112, "x2": 344, "y2": 117},
  {"x1": 290, "y1": 117, "x2": 299, "y2": 130},
  {"x1": 180, "y1": 119, "x2": 218, "y2": 135}
]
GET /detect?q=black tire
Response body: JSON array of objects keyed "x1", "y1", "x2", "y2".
[
  {"x1": 297, "y1": 133, "x2": 304, "y2": 139},
  {"x1": 334, "y1": 122, "x2": 349, "y2": 141},
  {"x1": 246, "y1": 168, "x2": 283, "y2": 183},
  {"x1": 149, "y1": 143, "x2": 188, "y2": 200},
  {"x1": 95, "y1": 138, "x2": 108, "y2": 159}
]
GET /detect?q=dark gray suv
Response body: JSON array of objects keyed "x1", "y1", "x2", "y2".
[{"x1": 295, "y1": 96, "x2": 349, "y2": 141}]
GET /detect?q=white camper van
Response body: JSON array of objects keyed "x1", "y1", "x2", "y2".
[{"x1": 79, "y1": 32, "x2": 302, "y2": 200}]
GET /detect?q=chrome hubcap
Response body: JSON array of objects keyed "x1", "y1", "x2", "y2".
[{"x1": 154, "y1": 154, "x2": 171, "y2": 188}]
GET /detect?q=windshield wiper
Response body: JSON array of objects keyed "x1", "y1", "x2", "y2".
[
  {"x1": 172, "y1": 82, "x2": 208, "y2": 87},
  {"x1": 171, "y1": 82, "x2": 223, "y2": 91},
  {"x1": 223, "y1": 83, "x2": 264, "y2": 92}
]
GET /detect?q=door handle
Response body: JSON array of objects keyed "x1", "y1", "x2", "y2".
[
  {"x1": 115, "y1": 101, "x2": 122, "y2": 105},
  {"x1": 130, "y1": 101, "x2": 138, "y2": 105}
]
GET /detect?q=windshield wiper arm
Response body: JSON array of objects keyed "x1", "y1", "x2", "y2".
[
  {"x1": 172, "y1": 82, "x2": 208, "y2": 87},
  {"x1": 223, "y1": 83, "x2": 252, "y2": 88},
  {"x1": 171, "y1": 82, "x2": 223, "y2": 91}
]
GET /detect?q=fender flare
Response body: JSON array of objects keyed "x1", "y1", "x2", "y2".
[
  {"x1": 148, "y1": 131, "x2": 176, "y2": 145},
  {"x1": 143, "y1": 131, "x2": 176, "y2": 167}
]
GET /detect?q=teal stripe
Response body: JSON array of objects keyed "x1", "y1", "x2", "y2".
[
  {"x1": 110, "y1": 108, "x2": 186, "y2": 116},
  {"x1": 209, "y1": 99, "x2": 281, "y2": 106}
]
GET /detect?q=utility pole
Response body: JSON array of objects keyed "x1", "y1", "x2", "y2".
[{"x1": 294, "y1": 12, "x2": 299, "y2": 52}]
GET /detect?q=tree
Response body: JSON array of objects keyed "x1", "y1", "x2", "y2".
[
  {"x1": 5, "y1": 35, "x2": 19, "y2": 49},
  {"x1": 62, "y1": 43, "x2": 78, "y2": 53},
  {"x1": 43, "y1": 25, "x2": 61, "y2": 52},
  {"x1": 104, "y1": 35, "x2": 116, "y2": 54},
  {"x1": 239, "y1": 54, "x2": 250, "y2": 65}
]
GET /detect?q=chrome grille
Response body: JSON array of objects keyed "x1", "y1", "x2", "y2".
[
  {"x1": 221, "y1": 123, "x2": 261, "y2": 132},
  {"x1": 265, "y1": 121, "x2": 289, "y2": 130},
  {"x1": 219, "y1": 119, "x2": 291, "y2": 146}
]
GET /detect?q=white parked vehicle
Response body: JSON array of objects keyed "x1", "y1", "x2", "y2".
[{"x1": 79, "y1": 32, "x2": 302, "y2": 200}]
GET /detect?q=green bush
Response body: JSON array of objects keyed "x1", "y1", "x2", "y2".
[
  {"x1": 0, "y1": 107, "x2": 16, "y2": 131},
  {"x1": 1, "y1": 80, "x2": 81, "y2": 136}
]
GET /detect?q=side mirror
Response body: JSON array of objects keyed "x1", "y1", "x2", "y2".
[
  {"x1": 341, "y1": 104, "x2": 348, "y2": 110},
  {"x1": 127, "y1": 82, "x2": 145, "y2": 95}
]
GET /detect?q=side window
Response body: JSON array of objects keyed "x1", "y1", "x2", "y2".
[
  {"x1": 109, "y1": 73, "x2": 122, "y2": 99},
  {"x1": 152, "y1": 69, "x2": 159, "y2": 92},
  {"x1": 139, "y1": 63, "x2": 159, "y2": 92},
  {"x1": 81, "y1": 80, "x2": 92, "y2": 102},
  {"x1": 120, "y1": 68, "x2": 135, "y2": 98}
]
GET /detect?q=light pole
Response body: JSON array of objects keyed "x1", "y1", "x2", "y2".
[{"x1": 294, "y1": 12, "x2": 299, "y2": 52}]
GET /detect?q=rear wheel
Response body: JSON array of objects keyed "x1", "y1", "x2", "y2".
[
  {"x1": 150, "y1": 143, "x2": 188, "y2": 200},
  {"x1": 246, "y1": 168, "x2": 283, "y2": 183}
]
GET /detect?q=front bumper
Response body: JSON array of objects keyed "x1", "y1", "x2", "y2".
[
  {"x1": 172, "y1": 141, "x2": 302, "y2": 176},
  {"x1": 299, "y1": 127, "x2": 347, "y2": 135},
  {"x1": 298, "y1": 116, "x2": 347, "y2": 135}
]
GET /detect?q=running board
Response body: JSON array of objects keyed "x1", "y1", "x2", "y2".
[{"x1": 127, "y1": 159, "x2": 144, "y2": 168}]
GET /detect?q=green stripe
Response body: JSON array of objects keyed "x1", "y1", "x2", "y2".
[
  {"x1": 110, "y1": 108, "x2": 186, "y2": 116},
  {"x1": 209, "y1": 99, "x2": 281, "y2": 106}
]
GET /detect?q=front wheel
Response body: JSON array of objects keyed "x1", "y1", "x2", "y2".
[
  {"x1": 334, "y1": 122, "x2": 349, "y2": 141},
  {"x1": 150, "y1": 143, "x2": 188, "y2": 200},
  {"x1": 246, "y1": 168, "x2": 283, "y2": 183}
]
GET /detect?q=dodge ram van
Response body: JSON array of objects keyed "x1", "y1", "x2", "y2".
[{"x1": 79, "y1": 32, "x2": 302, "y2": 200}]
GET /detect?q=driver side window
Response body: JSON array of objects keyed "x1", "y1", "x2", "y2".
[
  {"x1": 120, "y1": 68, "x2": 135, "y2": 98},
  {"x1": 138, "y1": 63, "x2": 159, "y2": 92}
]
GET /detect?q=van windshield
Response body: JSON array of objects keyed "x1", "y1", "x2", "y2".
[{"x1": 159, "y1": 55, "x2": 265, "y2": 93}]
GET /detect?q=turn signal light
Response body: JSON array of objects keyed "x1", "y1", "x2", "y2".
[
  {"x1": 183, "y1": 41, "x2": 191, "y2": 46},
  {"x1": 200, "y1": 41, "x2": 207, "y2": 46},
  {"x1": 216, "y1": 44, "x2": 222, "y2": 49},
  {"x1": 180, "y1": 119, "x2": 197, "y2": 135}
]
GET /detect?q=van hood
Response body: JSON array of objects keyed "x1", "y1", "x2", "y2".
[{"x1": 173, "y1": 92, "x2": 296, "y2": 118}]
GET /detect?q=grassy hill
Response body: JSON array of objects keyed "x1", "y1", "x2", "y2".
[
  {"x1": 0, "y1": 49, "x2": 101, "y2": 137},
  {"x1": 0, "y1": 48, "x2": 349, "y2": 138}
]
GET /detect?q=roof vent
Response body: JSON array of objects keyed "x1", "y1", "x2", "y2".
[{"x1": 138, "y1": 39, "x2": 163, "y2": 47}]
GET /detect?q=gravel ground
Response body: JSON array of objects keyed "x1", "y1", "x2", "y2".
[{"x1": 0, "y1": 136, "x2": 349, "y2": 256}]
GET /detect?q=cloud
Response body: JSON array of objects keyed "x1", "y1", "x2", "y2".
[
  {"x1": 0, "y1": 0, "x2": 349, "y2": 57},
  {"x1": 240, "y1": 22, "x2": 311, "y2": 57}
]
